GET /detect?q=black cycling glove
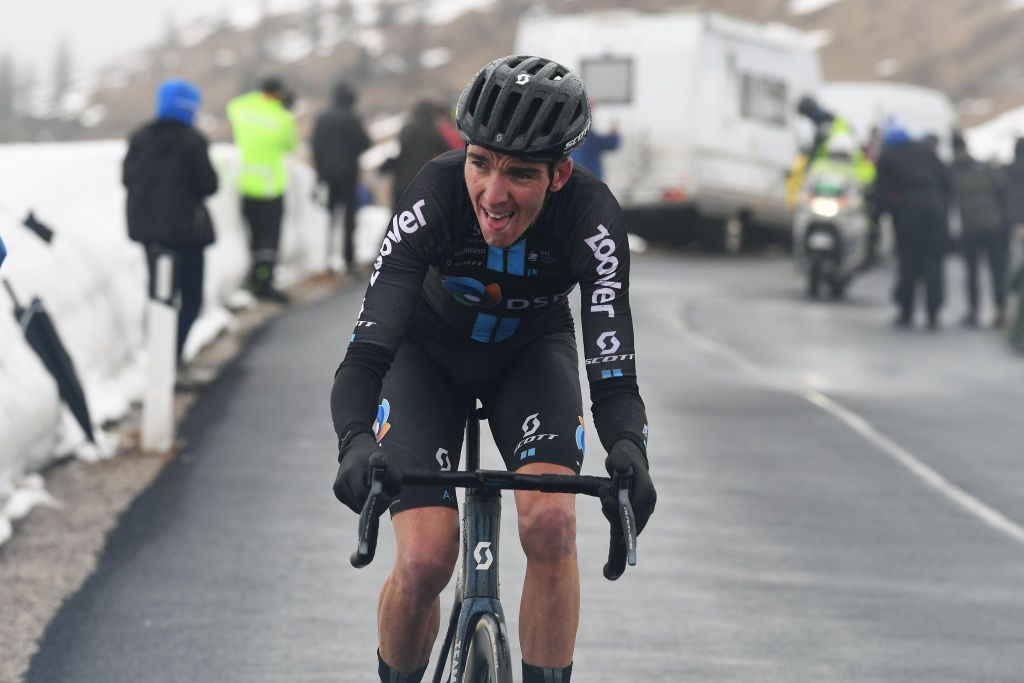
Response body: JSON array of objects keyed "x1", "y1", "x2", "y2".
[
  {"x1": 333, "y1": 433, "x2": 400, "y2": 514},
  {"x1": 602, "y1": 439, "x2": 656, "y2": 534}
]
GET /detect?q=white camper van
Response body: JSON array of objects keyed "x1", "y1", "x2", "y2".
[{"x1": 514, "y1": 9, "x2": 823, "y2": 247}]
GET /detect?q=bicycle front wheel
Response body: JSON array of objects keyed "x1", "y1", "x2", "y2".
[{"x1": 461, "y1": 614, "x2": 513, "y2": 683}]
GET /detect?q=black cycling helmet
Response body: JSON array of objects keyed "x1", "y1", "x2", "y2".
[{"x1": 455, "y1": 55, "x2": 591, "y2": 163}]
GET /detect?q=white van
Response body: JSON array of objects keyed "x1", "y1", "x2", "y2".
[
  {"x1": 514, "y1": 9, "x2": 823, "y2": 247},
  {"x1": 817, "y1": 81, "x2": 957, "y2": 160}
]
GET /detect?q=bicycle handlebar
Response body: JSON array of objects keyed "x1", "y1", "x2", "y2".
[{"x1": 350, "y1": 467, "x2": 638, "y2": 580}]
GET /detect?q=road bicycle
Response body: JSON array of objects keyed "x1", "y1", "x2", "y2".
[{"x1": 351, "y1": 402, "x2": 639, "y2": 683}]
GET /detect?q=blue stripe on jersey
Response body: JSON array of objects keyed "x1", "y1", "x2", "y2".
[
  {"x1": 507, "y1": 242, "x2": 526, "y2": 275},
  {"x1": 487, "y1": 246, "x2": 504, "y2": 272},
  {"x1": 471, "y1": 313, "x2": 498, "y2": 342},
  {"x1": 495, "y1": 317, "x2": 520, "y2": 342}
]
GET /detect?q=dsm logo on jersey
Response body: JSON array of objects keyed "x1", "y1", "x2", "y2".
[{"x1": 442, "y1": 276, "x2": 502, "y2": 308}]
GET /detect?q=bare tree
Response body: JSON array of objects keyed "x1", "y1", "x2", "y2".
[
  {"x1": 0, "y1": 53, "x2": 14, "y2": 141},
  {"x1": 163, "y1": 12, "x2": 181, "y2": 51},
  {"x1": 51, "y1": 38, "x2": 72, "y2": 114},
  {"x1": 307, "y1": 0, "x2": 322, "y2": 51},
  {"x1": 336, "y1": 0, "x2": 355, "y2": 30}
]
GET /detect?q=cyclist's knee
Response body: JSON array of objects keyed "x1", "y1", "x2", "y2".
[
  {"x1": 518, "y1": 496, "x2": 576, "y2": 564},
  {"x1": 394, "y1": 520, "x2": 459, "y2": 597}
]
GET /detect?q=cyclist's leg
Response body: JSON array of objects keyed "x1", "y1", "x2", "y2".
[
  {"x1": 375, "y1": 342, "x2": 464, "y2": 678},
  {"x1": 485, "y1": 332, "x2": 583, "y2": 672}
]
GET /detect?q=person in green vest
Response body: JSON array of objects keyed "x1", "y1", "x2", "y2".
[{"x1": 227, "y1": 76, "x2": 299, "y2": 303}]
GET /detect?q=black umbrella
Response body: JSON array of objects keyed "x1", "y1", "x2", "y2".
[{"x1": 3, "y1": 280, "x2": 96, "y2": 444}]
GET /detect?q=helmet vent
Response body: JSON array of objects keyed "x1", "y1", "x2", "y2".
[
  {"x1": 481, "y1": 84, "x2": 502, "y2": 128},
  {"x1": 525, "y1": 60, "x2": 546, "y2": 76},
  {"x1": 523, "y1": 98, "x2": 544, "y2": 138},
  {"x1": 497, "y1": 91, "x2": 522, "y2": 140},
  {"x1": 465, "y1": 78, "x2": 485, "y2": 117},
  {"x1": 541, "y1": 102, "x2": 565, "y2": 136}
]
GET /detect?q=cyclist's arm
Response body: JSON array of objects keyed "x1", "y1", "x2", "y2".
[
  {"x1": 330, "y1": 170, "x2": 447, "y2": 446},
  {"x1": 571, "y1": 195, "x2": 649, "y2": 457}
]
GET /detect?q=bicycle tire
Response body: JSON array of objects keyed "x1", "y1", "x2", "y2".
[{"x1": 461, "y1": 614, "x2": 512, "y2": 683}]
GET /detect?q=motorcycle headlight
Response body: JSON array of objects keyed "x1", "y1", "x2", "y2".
[{"x1": 810, "y1": 197, "x2": 841, "y2": 218}]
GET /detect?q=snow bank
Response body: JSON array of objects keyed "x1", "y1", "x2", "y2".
[{"x1": 0, "y1": 139, "x2": 387, "y2": 545}]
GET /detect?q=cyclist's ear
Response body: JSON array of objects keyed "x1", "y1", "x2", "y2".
[{"x1": 548, "y1": 158, "x2": 573, "y2": 192}]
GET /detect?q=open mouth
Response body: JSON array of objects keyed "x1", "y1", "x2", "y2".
[{"x1": 481, "y1": 206, "x2": 514, "y2": 231}]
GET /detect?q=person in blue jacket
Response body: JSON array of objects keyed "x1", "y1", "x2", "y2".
[
  {"x1": 123, "y1": 79, "x2": 218, "y2": 363},
  {"x1": 0, "y1": 233, "x2": 6, "y2": 270},
  {"x1": 569, "y1": 101, "x2": 619, "y2": 181}
]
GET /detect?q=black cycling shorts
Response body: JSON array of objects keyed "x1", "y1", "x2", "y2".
[{"x1": 376, "y1": 331, "x2": 586, "y2": 515}]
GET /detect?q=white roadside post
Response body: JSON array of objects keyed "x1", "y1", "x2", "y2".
[{"x1": 141, "y1": 251, "x2": 177, "y2": 452}]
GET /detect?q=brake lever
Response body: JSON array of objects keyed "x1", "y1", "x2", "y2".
[
  {"x1": 350, "y1": 466, "x2": 386, "y2": 568},
  {"x1": 602, "y1": 472, "x2": 638, "y2": 581}
]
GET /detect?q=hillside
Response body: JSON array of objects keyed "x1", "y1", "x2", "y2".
[{"x1": 5, "y1": 0, "x2": 1024, "y2": 143}]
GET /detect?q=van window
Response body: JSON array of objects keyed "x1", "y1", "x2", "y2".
[
  {"x1": 581, "y1": 57, "x2": 632, "y2": 104},
  {"x1": 740, "y1": 73, "x2": 788, "y2": 126}
]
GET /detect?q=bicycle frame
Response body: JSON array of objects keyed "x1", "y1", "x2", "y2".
[
  {"x1": 350, "y1": 400, "x2": 637, "y2": 683},
  {"x1": 432, "y1": 405, "x2": 511, "y2": 682}
]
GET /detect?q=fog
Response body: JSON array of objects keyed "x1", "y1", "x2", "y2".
[{"x1": 0, "y1": 0, "x2": 333, "y2": 74}]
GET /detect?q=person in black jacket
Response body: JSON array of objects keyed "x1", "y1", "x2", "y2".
[
  {"x1": 123, "y1": 79, "x2": 218, "y2": 363},
  {"x1": 312, "y1": 81, "x2": 370, "y2": 274},
  {"x1": 949, "y1": 132, "x2": 1009, "y2": 328},
  {"x1": 383, "y1": 99, "x2": 451, "y2": 211},
  {"x1": 872, "y1": 126, "x2": 952, "y2": 330},
  {"x1": 1004, "y1": 138, "x2": 1024, "y2": 348}
]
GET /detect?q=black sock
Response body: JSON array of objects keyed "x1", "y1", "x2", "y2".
[
  {"x1": 523, "y1": 661, "x2": 573, "y2": 682},
  {"x1": 378, "y1": 651, "x2": 427, "y2": 683}
]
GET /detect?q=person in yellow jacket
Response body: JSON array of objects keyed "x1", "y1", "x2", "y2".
[{"x1": 227, "y1": 76, "x2": 298, "y2": 302}]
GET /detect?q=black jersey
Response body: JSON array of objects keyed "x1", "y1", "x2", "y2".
[{"x1": 333, "y1": 149, "x2": 648, "y2": 458}]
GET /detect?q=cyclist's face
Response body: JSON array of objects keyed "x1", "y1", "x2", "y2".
[{"x1": 464, "y1": 145, "x2": 572, "y2": 248}]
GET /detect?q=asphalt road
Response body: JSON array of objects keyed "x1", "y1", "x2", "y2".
[{"x1": 26, "y1": 252, "x2": 1024, "y2": 682}]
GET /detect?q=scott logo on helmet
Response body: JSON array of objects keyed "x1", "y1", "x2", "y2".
[
  {"x1": 516, "y1": 74, "x2": 530, "y2": 85},
  {"x1": 584, "y1": 224, "x2": 621, "y2": 318}
]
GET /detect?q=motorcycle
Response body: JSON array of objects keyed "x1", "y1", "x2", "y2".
[{"x1": 792, "y1": 169, "x2": 870, "y2": 299}]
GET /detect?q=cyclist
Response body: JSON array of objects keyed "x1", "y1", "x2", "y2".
[{"x1": 331, "y1": 55, "x2": 657, "y2": 683}]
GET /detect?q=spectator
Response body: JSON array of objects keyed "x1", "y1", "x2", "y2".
[
  {"x1": 312, "y1": 81, "x2": 371, "y2": 275},
  {"x1": 1002, "y1": 137, "x2": 1024, "y2": 349},
  {"x1": 949, "y1": 132, "x2": 1009, "y2": 328},
  {"x1": 384, "y1": 99, "x2": 450, "y2": 211},
  {"x1": 570, "y1": 101, "x2": 619, "y2": 180},
  {"x1": 0, "y1": 232, "x2": 6, "y2": 270},
  {"x1": 227, "y1": 76, "x2": 299, "y2": 302},
  {"x1": 435, "y1": 101, "x2": 464, "y2": 150},
  {"x1": 872, "y1": 126, "x2": 952, "y2": 330},
  {"x1": 122, "y1": 78, "x2": 218, "y2": 364}
]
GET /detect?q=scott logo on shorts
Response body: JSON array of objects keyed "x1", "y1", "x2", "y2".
[
  {"x1": 515, "y1": 412, "x2": 558, "y2": 454},
  {"x1": 441, "y1": 276, "x2": 502, "y2": 308},
  {"x1": 374, "y1": 399, "x2": 392, "y2": 442}
]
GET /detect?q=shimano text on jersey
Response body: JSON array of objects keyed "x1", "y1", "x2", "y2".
[{"x1": 584, "y1": 223, "x2": 621, "y2": 318}]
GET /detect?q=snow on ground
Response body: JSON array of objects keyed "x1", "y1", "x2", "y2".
[{"x1": 0, "y1": 139, "x2": 388, "y2": 547}]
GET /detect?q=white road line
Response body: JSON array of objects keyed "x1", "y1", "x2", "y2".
[{"x1": 672, "y1": 305, "x2": 1024, "y2": 545}]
